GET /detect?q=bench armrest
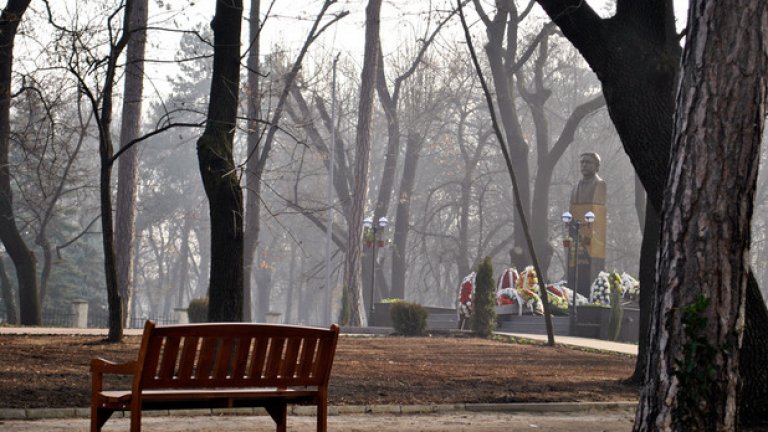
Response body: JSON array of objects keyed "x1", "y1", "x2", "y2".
[
  {"x1": 91, "y1": 358, "x2": 137, "y2": 395},
  {"x1": 91, "y1": 358, "x2": 137, "y2": 375}
]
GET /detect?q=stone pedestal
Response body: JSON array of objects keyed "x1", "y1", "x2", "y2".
[
  {"x1": 566, "y1": 204, "x2": 607, "y2": 297},
  {"x1": 174, "y1": 308, "x2": 189, "y2": 324},
  {"x1": 70, "y1": 300, "x2": 89, "y2": 328},
  {"x1": 266, "y1": 311, "x2": 282, "y2": 324}
]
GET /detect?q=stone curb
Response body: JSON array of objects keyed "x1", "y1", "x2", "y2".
[{"x1": 0, "y1": 401, "x2": 636, "y2": 421}]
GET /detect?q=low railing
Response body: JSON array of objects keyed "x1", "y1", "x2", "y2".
[{"x1": 41, "y1": 305, "x2": 179, "y2": 329}]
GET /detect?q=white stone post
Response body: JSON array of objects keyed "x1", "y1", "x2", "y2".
[
  {"x1": 71, "y1": 300, "x2": 89, "y2": 328},
  {"x1": 174, "y1": 308, "x2": 189, "y2": 324},
  {"x1": 266, "y1": 311, "x2": 282, "y2": 324}
]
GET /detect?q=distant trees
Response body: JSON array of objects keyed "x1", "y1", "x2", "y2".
[{"x1": 470, "y1": 0, "x2": 605, "y2": 273}]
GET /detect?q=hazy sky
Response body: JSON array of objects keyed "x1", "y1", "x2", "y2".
[{"x1": 138, "y1": 0, "x2": 690, "y2": 100}]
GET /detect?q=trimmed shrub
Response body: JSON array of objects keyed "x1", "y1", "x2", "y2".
[
  {"x1": 389, "y1": 301, "x2": 428, "y2": 336},
  {"x1": 187, "y1": 298, "x2": 208, "y2": 323},
  {"x1": 471, "y1": 256, "x2": 497, "y2": 337}
]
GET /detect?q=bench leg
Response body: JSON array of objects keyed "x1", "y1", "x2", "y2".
[
  {"x1": 265, "y1": 402, "x2": 287, "y2": 432},
  {"x1": 317, "y1": 390, "x2": 328, "y2": 432},
  {"x1": 90, "y1": 406, "x2": 114, "y2": 432},
  {"x1": 130, "y1": 401, "x2": 142, "y2": 432}
]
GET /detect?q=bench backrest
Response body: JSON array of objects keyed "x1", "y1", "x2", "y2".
[{"x1": 132, "y1": 321, "x2": 340, "y2": 391}]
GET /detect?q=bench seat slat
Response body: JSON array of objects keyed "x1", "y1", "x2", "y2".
[
  {"x1": 97, "y1": 388, "x2": 319, "y2": 404},
  {"x1": 264, "y1": 337, "x2": 286, "y2": 380},
  {"x1": 176, "y1": 336, "x2": 199, "y2": 378}
]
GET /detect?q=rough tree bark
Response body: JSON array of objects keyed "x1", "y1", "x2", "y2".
[
  {"x1": 534, "y1": 0, "x2": 768, "y2": 426},
  {"x1": 115, "y1": 0, "x2": 148, "y2": 327},
  {"x1": 197, "y1": 0, "x2": 244, "y2": 322},
  {"x1": 0, "y1": 0, "x2": 36, "y2": 325},
  {"x1": 342, "y1": 0, "x2": 382, "y2": 326},
  {"x1": 634, "y1": 2, "x2": 767, "y2": 430}
]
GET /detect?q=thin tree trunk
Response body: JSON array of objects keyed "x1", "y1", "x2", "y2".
[
  {"x1": 95, "y1": 0, "x2": 136, "y2": 342},
  {"x1": 634, "y1": 174, "x2": 646, "y2": 231},
  {"x1": 390, "y1": 130, "x2": 423, "y2": 299},
  {"x1": 634, "y1": 1, "x2": 767, "y2": 429},
  {"x1": 0, "y1": 257, "x2": 18, "y2": 324},
  {"x1": 175, "y1": 216, "x2": 193, "y2": 308},
  {"x1": 197, "y1": 0, "x2": 244, "y2": 322},
  {"x1": 115, "y1": 0, "x2": 148, "y2": 328},
  {"x1": 243, "y1": 0, "x2": 261, "y2": 323},
  {"x1": 284, "y1": 242, "x2": 298, "y2": 323},
  {"x1": 343, "y1": 0, "x2": 382, "y2": 326}
]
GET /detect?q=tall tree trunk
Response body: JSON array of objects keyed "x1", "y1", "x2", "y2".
[
  {"x1": 175, "y1": 216, "x2": 193, "y2": 308},
  {"x1": 94, "y1": 0, "x2": 137, "y2": 342},
  {"x1": 390, "y1": 130, "x2": 423, "y2": 299},
  {"x1": 343, "y1": 0, "x2": 382, "y2": 326},
  {"x1": 630, "y1": 203, "x2": 658, "y2": 383},
  {"x1": 369, "y1": 47, "x2": 400, "y2": 300},
  {"x1": 634, "y1": 1, "x2": 767, "y2": 430},
  {"x1": 197, "y1": 0, "x2": 244, "y2": 322},
  {"x1": 634, "y1": 174, "x2": 646, "y2": 230},
  {"x1": 194, "y1": 225, "x2": 211, "y2": 299},
  {"x1": 0, "y1": 0, "x2": 37, "y2": 325},
  {"x1": 284, "y1": 242, "x2": 298, "y2": 323},
  {"x1": 0, "y1": 256, "x2": 18, "y2": 324},
  {"x1": 243, "y1": 0, "x2": 261, "y2": 322},
  {"x1": 115, "y1": 0, "x2": 148, "y2": 327}
]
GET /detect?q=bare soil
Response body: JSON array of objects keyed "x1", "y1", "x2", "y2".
[{"x1": 0, "y1": 333, "x2": 638, "y2": 409}]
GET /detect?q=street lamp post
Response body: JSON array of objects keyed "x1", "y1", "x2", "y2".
[
  {"x1": 363, "y1": 216, "x2": 388, "y2": 326},
  {"x1": 562, "y1": 210, "x2": 595, "y2": 336}
]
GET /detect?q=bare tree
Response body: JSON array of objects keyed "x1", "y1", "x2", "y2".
[
  {"x1": 342, "y1": 0, "x2": 382, "y2": 326},
  {"x1": 0, "y1": 0, "x2": 36, "y2": 325},
  {"x1": 115, "y1": 0, "x2": 148, "y2": 327},
  {"x1": 242, "y1": 0, "x2": 262, "y2": 322},
  {"x1": 243, "y1": 0, "x2": 347, "y2": 322}
]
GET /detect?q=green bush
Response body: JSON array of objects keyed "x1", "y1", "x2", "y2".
[
  {"x1": 389, "y1": 301, "x2": 428, "y2": 336},
  {"x1": 471, "y1": 256, "x2": 497, "y2": 337},
  {"x1": 187, "y1": 298, "x2": 208, "y2": 323}
]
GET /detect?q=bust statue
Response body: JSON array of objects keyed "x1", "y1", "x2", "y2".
[{"x1": 570, "y1": 152, "x2": 606, "y2": 205}]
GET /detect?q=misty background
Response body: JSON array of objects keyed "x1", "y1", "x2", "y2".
[{"x1": 1, "y1": 0, "x2": 766, "y2": 327}]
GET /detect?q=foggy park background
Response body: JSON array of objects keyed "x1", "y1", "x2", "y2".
[{"x1": 2, "y1": 0, "x2": 766, "y2": 327}]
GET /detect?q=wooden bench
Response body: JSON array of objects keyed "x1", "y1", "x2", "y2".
[{"x1": 90, "y1": 320, "x2": 340, "y2": 432}]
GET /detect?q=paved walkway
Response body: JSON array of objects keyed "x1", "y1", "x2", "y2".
[
  {"x1": 0, "y1": 409, "x2": 637, "y2": 431},
  {"x1": 496, "y1": 332, "x2": 638, "y2": 356}
]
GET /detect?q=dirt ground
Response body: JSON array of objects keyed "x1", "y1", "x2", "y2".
[{"x1": 0, "y1": 332, "x2": 637, "y2": 409}]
